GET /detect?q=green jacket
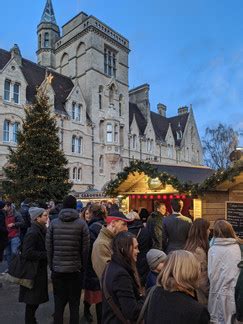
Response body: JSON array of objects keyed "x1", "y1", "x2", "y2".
[{"x1": 147, "y1": 211, "x2": 163, "y2": 250}]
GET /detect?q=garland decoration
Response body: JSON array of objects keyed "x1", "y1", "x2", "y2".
[{"x1": 104, "y1": 160, "x2": 243, "y2": 197}]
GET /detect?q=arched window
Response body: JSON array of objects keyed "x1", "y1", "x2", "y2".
[
  {"x1": 147, "y1": 138, "x2": 151, "y2": 152},
  {"x1": 78, "y1": 137, "x2": 82, "y2": 154},
  {"x1": 77, "y1": 168, "x2": 82, "y2": 181},
  {"x1": 38, "y1": 34, "x2": 41, "y2": 49},
  {"x1": 114, "y1": 124, "x2": 118, "y2": 143},
  {"x1": 98, "y1": 86, "x2": 103, "y2": 110},
  {"x1": 44, "y1": 32, "x2": 49, "y2": 48},
  {"x1": 132, "y1": 134, "x2": 137, "y2": 149},
  {"x1": 99, "y1": 155, "x2": 104, "y2": 174},
  {"x1": 73, "y1": 167, "x2": 77, "y2": 180},
  {"x1": 119, "y1": 94, "x2": 123, "y2": 116},
  {"x1": 3, "y1": 120, "x2": 10, "y2": 142},
  {"x1": 150, "y1": 139, "x2": 153, "y2": 152},
  {"x1": 76, "y1": 42, "x2": 86, "y2": 57},
  {"x1": 109, "y1": 84, "x2": 115, "y2": 106},
  {"x1": 60, "y1": 53, "x2": 69, "y2": 75},
  {"x1": 4, "y1": 80, "x2": 11, "y2": 101},
  {"x1": 106, "y1": 124, "x2": 113, "y2": 143},
  {"x1": 72, "y1": 135, "x2": 76, "y2": 153}
]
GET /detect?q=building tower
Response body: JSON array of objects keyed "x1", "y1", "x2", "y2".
[{"x1": 37, "y1": 0, "x2": 60, "y2": 68}]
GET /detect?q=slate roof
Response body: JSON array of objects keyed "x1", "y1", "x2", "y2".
[
  {"x1": 156, "y1": 164, "x2": 214, "y2": 184},
  {"x1": 129, "y1": 102, "x2": 147, "y2": 135},
  {"x1": 129, "y1": 102, "x2": 189, "y2": 146},
  {"x1": 0, "y1": 48, "x2": 74, "y2": 114}
]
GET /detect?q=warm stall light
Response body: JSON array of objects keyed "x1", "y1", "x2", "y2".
[
  {"x1": 137, "y1": 195, "x2": 141, "y2": 199},
  {"x1": 157, "y1": 195, "x2": 161, "y2": 199},
  {"x1": 169, "y1": 195, "x2": 174, "y2": 199},
  {"x1": 163, "y1": 195, "x2": 167, "y2": 200},
  {"x1": 149, "y1": 195, "x2": 154, "y2": 199}
]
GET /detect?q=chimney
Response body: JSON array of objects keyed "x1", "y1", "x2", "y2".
[
  {"x1": 157, "y1": 103, "x2": 167, "y2": 117},
  {"x1": 178, "y1": 106, "x2": 188, "y2": 115},
  {"x1": 10, "y1": 44, "x2": 22, "y2": 66}
]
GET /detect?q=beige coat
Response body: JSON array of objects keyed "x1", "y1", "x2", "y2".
[
  {"x1": 91, "y1": 226, "x2": 115, "y2": 280},
  {"x1": 193, "y1": 247, "x2": 209, "y2": 305}
]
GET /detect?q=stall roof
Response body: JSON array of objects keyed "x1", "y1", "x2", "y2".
[
  {"x1": 104, "y1": 161, "x2": 215, "y2": 196},
  {"x1": 156, "y1": 164, "x2": 214, "y2": 184}
]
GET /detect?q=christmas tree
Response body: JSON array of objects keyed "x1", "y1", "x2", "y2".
[{"x1": 3, "y1": 77, "x2": 72, "y2": 204}]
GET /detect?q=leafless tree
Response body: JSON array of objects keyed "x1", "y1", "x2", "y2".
[{"x1": 202, "y1": 123, "x2": 238, "y2": 170}]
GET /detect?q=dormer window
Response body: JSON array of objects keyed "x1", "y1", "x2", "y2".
[
  {"x1": 4, "y1": 80, "x2": 11, "y2": 101},
  {"x1": 71, "y1": 102, "x2": 82, "y2": 122},
  {"x1": 176, "y1": 130, "x2": 183, "y2": 140},
  {"x1": 4, "y1": 80, "x2": 21, "y2": 104},
  {"x1": 13, "y1": 83, "x2": 20, "y2": 104}
]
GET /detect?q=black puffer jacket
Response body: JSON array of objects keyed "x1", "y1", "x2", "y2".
[
  {"x1": 46, "y1": 208, "x2": 90, "y2": 273},
  {"x1": 128, "y1": 220, "x2": 152, "y2": 286}
]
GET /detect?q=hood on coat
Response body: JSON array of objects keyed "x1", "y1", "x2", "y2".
[
  {"x1": 214, "y1": 237, "x2": 238, "y2": 246},
  {"x1": 58, "y1": 208, "x2": 79, "y2": 222}
]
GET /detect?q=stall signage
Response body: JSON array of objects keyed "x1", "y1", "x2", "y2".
[
  {"x1": 226, "y1": 201, "x2": 243, "y2": 238},
  {"x1": 148, "y1": 177, "x2": 165, "y2": 190}
]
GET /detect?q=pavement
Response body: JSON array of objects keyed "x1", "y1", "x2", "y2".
[{"x1": 0, "y1": 262, "x2": 96, "y2": 324}]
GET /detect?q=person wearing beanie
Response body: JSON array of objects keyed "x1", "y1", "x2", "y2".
[
  {"x1": 19, "y1": 206, "x2": 49, "y2": 324},
  {"x1": 146, "y1": 249, "x2": 167, "y2": 289},
  {"x1": 92, "y1": 209, "x2": 131, "y2": 281},
  {"x1": 46, "y1": 194, "x2": 90, "y2": 324}
]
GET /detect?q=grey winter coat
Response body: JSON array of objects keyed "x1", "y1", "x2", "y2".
[{"x1": 46, "y1": 208, "x2": 90, "y2": 273}]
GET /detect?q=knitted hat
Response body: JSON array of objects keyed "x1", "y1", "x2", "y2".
[
  {"x1": 0, "y1": 201, "x2": 5, "y2": 209},
  {"x1": 146, "y1": 249, "x2": 167, "y2": 270},
  {"x1": 63, "y1": 195, "x2": 77, "y2": 209},
  {"x1": 29, "y1": 207, "x2": 45, "y2": 221}
]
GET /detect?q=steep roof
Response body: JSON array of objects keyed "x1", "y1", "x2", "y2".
[
  {"x1": 40, "y1": 0, "x2": 57, "y2": 24},
  {"x1": 156, "y1": 164, "x2": 214, "y2": 184},
  {"x1": 129, "y1": 101, "x2": 189, "y2": 145},
  {"x1": 0, "y1": 48, "x2": 74, "y2": 114},
  {"x1": 129, "y1": 102, "x2": 147, "y2": 135}
]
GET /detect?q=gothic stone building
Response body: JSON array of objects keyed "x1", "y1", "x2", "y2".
[{"x1": 0, "y1": 0, "x2": 203, "y2": 193}]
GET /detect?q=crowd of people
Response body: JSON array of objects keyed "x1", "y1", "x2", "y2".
[{"x1": 0, "y1": 196, "x2": 242, "y2": 324}]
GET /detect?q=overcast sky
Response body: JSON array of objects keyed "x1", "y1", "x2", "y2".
[{"x1": 1, "y1": 0, "x2": 243, "y2": 137}]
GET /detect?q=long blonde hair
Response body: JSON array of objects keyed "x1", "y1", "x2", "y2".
[{"x1": 157, "y1": 250, "x2": 200, "y2": 294}]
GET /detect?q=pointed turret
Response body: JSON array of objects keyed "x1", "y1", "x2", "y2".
[
  {"x1": 37, "y1": 0, "x2": 60, "y2": 68},
  {"x1": 40, "y1": 0, "x2": 57, "y2": 24}
]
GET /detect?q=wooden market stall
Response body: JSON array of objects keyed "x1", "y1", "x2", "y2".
[
  {"x1": 104, "y1": 160, "x2": 243, "y2": 237},
  {"x1": 104, "y1": 161, "x2": 214, "y2": 218}
]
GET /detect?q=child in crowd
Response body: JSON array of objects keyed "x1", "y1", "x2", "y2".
[{"x1": 146, "y1": 249, "x2": 167, "y2": 289}]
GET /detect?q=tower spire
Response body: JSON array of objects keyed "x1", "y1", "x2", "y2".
[{"x1": 40, "y1": 0, "x2": 57, "y2": 24}]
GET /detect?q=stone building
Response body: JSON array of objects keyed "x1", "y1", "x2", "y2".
[{"x1": 0, "y1": 0, "x2": 203, "y2": 193}]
